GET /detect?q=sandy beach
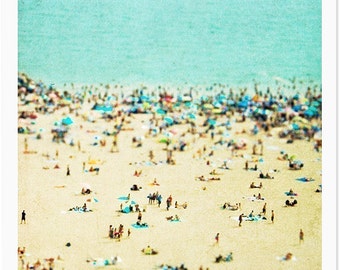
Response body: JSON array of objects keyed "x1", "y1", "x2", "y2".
[{"x1": 17, "y1": 77, "x2": 322, "y2": 270}]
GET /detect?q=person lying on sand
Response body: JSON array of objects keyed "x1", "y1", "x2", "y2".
[
  {"x1": 130, "y1": 184, "x2": 142, "y2": 191},
  {"x1": 209, "y1": 169, "x2": 222, "y2": 175},
  {"x1": 215, "y1": 252, "x2": 233, "y2": 263},
  {"x1": 223, "y1": 202, "x2": 239, "y2": 211},
  {"x1": 259, "y1": 172, "x2": 274, "y2": 179},
  {"x1": 196, "y1": 175, "x2": 221, "y2": 181},
  {"x1": 284, "y1": 252, "x2": 293, "y2": 261},
  {"x1": 81, "y1": 188, "x2": 91, "y2": 195},
  {"x1": 250, "y1": 182, "x2": 263, "y2": 188},
  {"x1": 174, "y1": 201, "x2": 188, "y2": 209},
  {"x1": 166, "y1": 214, "x2": 180, "y2": 221},
  {"x1": 133, "y1": 170, "x2": 142, "y2": 177}
]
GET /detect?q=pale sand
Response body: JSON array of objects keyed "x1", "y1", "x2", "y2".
[{"x1": 17, "y1": 99, "x2": 322, "y2": 269}]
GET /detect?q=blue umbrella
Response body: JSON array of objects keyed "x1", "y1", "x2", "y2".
[
  {"x1": 237, "y1": 101, "x2": 248, "y2": 109},
  {"x1": 226, "y1": 99, "x2": 235, "y2": 105},
  {"x1": 208, "y1": 119, "x2": 217, "y2": 126},
  {"x1": 140, "y1": 95, "x2": 149, "y2": 102},
  {"x1": 156, "y1": 108, "x2": 166, "y2": 115},
  {"x1": 303, "y1": 109, "x2": 314, "y2": 117},
  {"x1": 164, "y1": 116, "x2": 174, "y2": 125},
  {"x1": 61, "y1": 116, "x2": 73, "y2": 125},
  {"x1": 188, "y1": 113, "x2": 196, "y2": 120}
]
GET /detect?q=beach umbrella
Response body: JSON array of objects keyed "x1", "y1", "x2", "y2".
[
  {"x1": 188, "y1": 113, "x2": 196, "y2": 120},
  {"x1": 313, "y1": 130, "x2": 322, "y2": 141},
  {"x1": 164, "y1": 116, "x2": 174, "y2": 125},
  {"x1": 156, "y1": 108, "x2": 166, "y2": 115},
  {"x1": 203, "y1": 103, "x2": 214, "y2": 110},
  {"x1": 140, "y1": 95, "x2": 150, "y2": 102},
  {"x1": 237, "y1": 101, "x2": 248, "y2": 109},
  {"x1": 303, "y1": 109, "x2": 314, "y2": 117},
  {"x1": 212, "y1": 108, "x2": 222, "y2": 114},
  {"x1": 184, "y1": 101, "x2": 193, "y2": 108},
  {"x1": 61, "y1": 116, "x2": 74, "y2": 125},
  {"x1": 182, "y1": 96, "x2": 192, "y2": 102},
  {"x1": 291, "y1": 123, "x2": 300, "y2": 130},
  {"x1": 159, "y1": 138, "x2": 170, "y2": 144},
  {"x1": 292, "y1": 116, "x2": 308, "y2": 124},
  {"x1": 226, "y1": 99, "x2": 235, "y2": 105},
  {"x1": 208, "y1": 119, "x2": 217, "y2": 126}
]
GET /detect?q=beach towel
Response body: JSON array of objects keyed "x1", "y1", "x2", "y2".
[
  {"x1": 244, "y1": 196, "x2": 265, "y2": 201},
  {"x1": 170, "y1": 219, "x2": 181, "y2": 222},
  {"x1": 284, "y1": 192, "x2": 298, "y2": 196},
  {"x1": 132, "y1": 223, "x2": 149, "y2": 229},
  {"x1": 91, "y1": 256, "x2": 122, "y2": 266},
  {"x1": 68, "y1": 208, "x2": 92, "y2": 213},
  {"x1": 296, "y1": 177, "x2": 315, "y2": 182},
  {"x1": 231, "y1": 216, "x2": 266, "y2": 222},
  {"x1": 276, "y1": 256, "x2": 297, "y2": 262},
  {"x1": 122, "y1": 206, "x2": 131, "y2": 213}
]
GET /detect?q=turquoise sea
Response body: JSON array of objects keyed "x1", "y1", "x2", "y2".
[{"x1": 18, "y1": 0, "x2": 321, "y2": 91}]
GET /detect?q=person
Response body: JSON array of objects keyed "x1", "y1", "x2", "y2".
[
  {"x1": 271, "y1": 210, "x2": 275, "y2": 223},
  {"x1": 248, "y1": 210, "x2": 254, "y2": 218},
  {"x1": 137, "y1": 211, "x2": 142, "y2": 221},
  {"x1": 225, "y1": 252, "x2": 233, "y2": 262},
  {"x1": 250, "y1": 182, "x2": 256, "y2": 188},
  {"x1": 239, "y1": 213, "x2": 244, "y2": 227},
  {"x1": 166, "y1": 195, "x2": 172, "y2": 211},
  {"x1": 66, "y1": 165, "x2": 70, "y2": 176},
  {"x1": 215, "y1": 233, "x2": 219, "y2": 245},
  {"x1": 284, "y1": 252, "x2": 293, "y2": 261},
  {"x1": 127, "y1": 228, "x2": 131, "y2": 237},
  {"x1": 262, "y1": 202, "x2": 267, "y2": 216},
  {"x1": 157, "y1": 194, "x2": 162, "y2": 207},
  {"x1": 256, "y1": 193, "x2": 262, "y2": 200},
  {"x1": 265, "y1": 173, "x2": 273, "y2": 179},
  {"x1": 299, "y1": 229, "x2": 304, "y2": 244},
  {"x1": 21, "y1": 210, "x2": 26, "y2": 224},
  {"x1": 143, "y1": 245, "x2": 153, "y2": 255},
  {"x1": 173, "y1": 215, "x2": 180, "y2": 221},
  {"x1": 109, "y1": 225, "x2": 114, "y2": 238}
]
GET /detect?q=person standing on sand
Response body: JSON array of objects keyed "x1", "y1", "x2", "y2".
[
  {"x1": 239, "y1": 213, "x2": 244, "y2": 227},
  {"x1": 215, "y1": 233, "x2": 219, "y2": 245},
  {"x1": 21, "y1": 210, "x2": 26, "y2": 224},
  {"x1": 271, "y1": 210, "x2": 274, "y2": 223},
  {"x1": 166, "y1": 195, "x2": 172, "y2": 211},
  {"x1": 66, "y1": 165, "x2": 70, "y2": 176},
  {"x1": 262, "y1": 202, "x2": 267, "y2": 216},
  {"x1": 77, "y1": 140, "x2": 81, "y2": 151},
  {"x1": 24, "y1": 138, "x2": 28, "y2": 152},
  {"x1": 299, "y1": 229, "x2": 304, "y2": 244}
]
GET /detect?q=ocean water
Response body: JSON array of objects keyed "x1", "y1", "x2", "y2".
[{"x1": 18, "y1": 0, "x2": 321, "y2": 91}]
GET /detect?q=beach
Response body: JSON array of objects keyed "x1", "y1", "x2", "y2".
[{"x1": 17, "y1": 74, "x2": 323, "y2": 270}]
